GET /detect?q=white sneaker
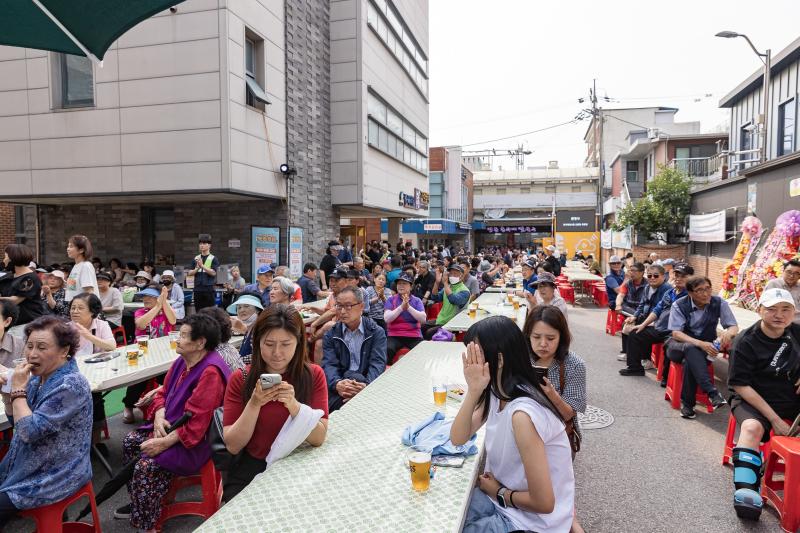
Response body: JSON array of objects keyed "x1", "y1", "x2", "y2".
[
  {"x1": 642, "y1": 359, "x2": 655, "y2": 370},
  {"x1": 617, "y1": 353, "x2": 627, "y2": 361}
]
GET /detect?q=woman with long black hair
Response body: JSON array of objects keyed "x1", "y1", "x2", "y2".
[{"x1": 451, "y1": 315, "x2": 575, "y2": 533}]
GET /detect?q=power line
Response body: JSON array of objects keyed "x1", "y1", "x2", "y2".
[{"x1": 460, "y1": 119, "x2": 579, "y2": 147}]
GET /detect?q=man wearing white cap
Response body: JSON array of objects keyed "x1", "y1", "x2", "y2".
[
  {"x1": 160, "y1": 270, "x2": 185, "y2": 319},
  {"x1": 765, "y1": 259, "x2": 800, "y2": 324},
  {"x1": 727, "y1": 288, "x2": 800, "y2": 521},
  {"x1": 544, "y1": 245, "x2": 561, "y2": 276}
]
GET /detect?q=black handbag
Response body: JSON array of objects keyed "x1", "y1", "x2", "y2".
[
  {"x1": 208, "y1": 406, "x2": 238, "y2": 471},
  {"x1": 207, "y1": 370, "x2": 247, "y2": 471}
]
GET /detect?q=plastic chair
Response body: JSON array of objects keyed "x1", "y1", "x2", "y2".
[
  {"x1": 391, "y1": 347, "x2": 411, "y2": 365},
  {"x1": 20, "y1": 481, "x2": 100, "y2": 532},
  {"x1": 557, "y1": 285, "x2": 575, "y2": 304},
  {"x1": 720, "y1": 413, "x2": 778, "y2": 466},
  {"x1": 593, "y1": 287, "x2": 608, "y2": 307},
  {"x1": 605, "y1": 309, "x2": 624, "y2": 335},
  {"x1": 650, "y1": 343, "x2": 665, "y2": 381},
  {"x1": 763, "y1": 436, "x2": 800, "y2": 533},
  {"x1": 663, "y1": 361, "x2": 714, "y2": 413},
  {"x1": 426, "y1": 302, "x2": 442, "y2": 321},
  {"x1": 111, "y1": 325, "x2": 127, "y2": 347},
  {"x1": 156, "y1": 460, "x2": 222, "y2": 530}
]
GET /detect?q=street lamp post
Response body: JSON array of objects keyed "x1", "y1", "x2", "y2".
[{"x1": 716, "y1": 31, "x2": 771, "y2": 163}]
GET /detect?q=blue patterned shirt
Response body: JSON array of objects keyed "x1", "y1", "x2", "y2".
[
  {"x1": 342, "y1": 319, "x2": 366, "y2": 372},
  {"x1": 0, "y1": 358, "x2": 93, "y2": 509}
]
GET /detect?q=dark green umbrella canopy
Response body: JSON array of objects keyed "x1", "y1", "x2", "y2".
[{"x1": 0, "y1": 0, "x2": 187, "y2": 61}]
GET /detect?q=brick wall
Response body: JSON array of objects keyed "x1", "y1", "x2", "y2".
[
  {"x1": 631, "y1": 244, "x2": 688, "y2": 263},
  {"x1": 687, "y1": 254, "x2": 729, "y2": 292},
  {"x1": 284, "y1": 0, "x2": 338, "y2": 267},
  {"x1": 39, "y1": 199, "x2": 286, "y2": 280},
  {"x1": 0, "y1": 203, "x2": 15, "y2": 248},
  {"x1": 429, "y1": 147, "x2": 446, "y2": 172}
]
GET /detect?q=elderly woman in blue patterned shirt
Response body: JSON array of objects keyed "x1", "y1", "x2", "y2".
[{"x1": 0, "y1": 315, "x2": 92, "y2": 527}]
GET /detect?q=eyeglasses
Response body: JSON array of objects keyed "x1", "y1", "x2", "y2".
[
  {"x1": 784, "y1": 270, "x2": 800, "y2": 277},
  {"x1": 691, "y1": 286, "x2": 712, "y2": 294},
  {"x1": 646, "y1": 274, "x2": 662, "y2": 279},
  {"x1": 334, "y1": 303, "x2": 361, "y2": 311}
]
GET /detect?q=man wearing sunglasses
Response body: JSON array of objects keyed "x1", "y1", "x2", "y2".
[
  {"x1": 765, "y1": 259, "x2": 800, "y2": 324},
  {"x1": 667, "y1": 276, "x2": 739, "y2": 419},
  {"x1": 619, "y1": 264, "x2": 673, "y2": 376}
]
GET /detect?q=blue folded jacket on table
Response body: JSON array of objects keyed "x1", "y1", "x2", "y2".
[{"x1": 401, "y1": 411, "x2": 478, "y2": 456}]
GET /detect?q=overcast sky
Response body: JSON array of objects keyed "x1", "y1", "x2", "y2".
[{"x1": 428, "y1": 0, "x2": 800, "y2": 169}]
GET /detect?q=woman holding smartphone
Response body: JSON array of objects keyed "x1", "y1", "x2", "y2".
[
  {"x1": 523, "y1": 304, "x2": 587, "y2": 533},
  {"x1": 451, "y1": 316, "x2": 575, "y2": 533},
  {"x1": 222, "y1": 304, "x2": 329, "y2": 500}
]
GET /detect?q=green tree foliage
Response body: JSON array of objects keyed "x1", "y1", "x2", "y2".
[{"x1": 612, "y1": 164, "x2": 692, "y2": 242}]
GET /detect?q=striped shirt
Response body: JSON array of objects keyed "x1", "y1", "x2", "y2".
[
  {"x1": 342, "y1": 320, "x2": 366, "y2": 372},
  {"x1": 536, "y1": 351, "x2": 587, "y2": 434}
]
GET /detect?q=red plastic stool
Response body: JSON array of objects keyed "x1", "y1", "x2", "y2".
[
  {"x1": 594, "y1": 288, "x2": 608, "y2": 307},
  {"x1": 763, "y1": 436, "x2": 800, "y2": 533},
  {"x1": 426, "y1": 302, "x2": 442, "y2": 321},
  {"x1": 721, "y1": 413, "x2": 778, "y2": 466},
  {"x1": 663, "y1": 360, "x2": 715, "y2": 412},
  {"x1": 391, "y1": 347, "x2": 411, "y2": 365},
  {"x1": 605, "y1": 309, "x2": 624, "y2": 335},
  {"x1": 651, "y1": 343, "x2": 665, "y2": 381},
  {"x1": 20, "y1": 481, "x2": 100, "y2": 532},
  {"x1": 156, "y1": 460, "x2": 222, "y2": 530},
  {"x1": 557, "y1": 285, "x2": 575, "y2": 304}
]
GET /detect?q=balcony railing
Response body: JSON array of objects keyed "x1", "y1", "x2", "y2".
[{"x1": 669, "y1": 152, "x2": 728, "y2": 184}]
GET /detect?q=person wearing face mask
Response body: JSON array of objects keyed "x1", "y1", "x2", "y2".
[
  {"x1": 228, "y1": 294, "x2": 264, "y2": 363},
  {"x1": 421, "y1": 264, "x2": 471, "y2": 340},
  {"x1": 160, "y1": 270, "x2": 185, "y2": 320},
  {"x1": 133, "y1": 270, "x2": 152, "y2": 291}
]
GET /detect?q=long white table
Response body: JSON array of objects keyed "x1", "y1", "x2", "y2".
[
  {"x1": 302, "y1": 298, "x2": 329, "y2": 313},
  {"x1": 197, "y1": 341, "x2": 484, "y2": 533},
  {"x1": 444, "y1": 292, "x2": 528, "y2": 332}
]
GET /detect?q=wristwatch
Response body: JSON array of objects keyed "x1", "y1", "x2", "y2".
[{"x1": 496, "y1": 487, "x2": 508, "y2": 508}]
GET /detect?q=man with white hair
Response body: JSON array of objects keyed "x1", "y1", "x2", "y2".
[{"x1": 726, "y1": 288, "x2": 800, "y2": 521}]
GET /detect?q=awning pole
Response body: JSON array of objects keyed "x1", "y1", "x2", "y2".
[{"x1": 31, "y1": 0, "x2": 104, "y2": 66}]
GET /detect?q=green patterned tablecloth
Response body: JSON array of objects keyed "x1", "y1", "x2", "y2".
[
  {"x1": 443, "y1": 292, "x2": 527, "y2": 333},
  {"x1": 197, "y1": 341, "x2": 483, "y2": 533}
]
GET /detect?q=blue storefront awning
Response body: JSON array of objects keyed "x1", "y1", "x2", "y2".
[{"x1": 380, "y1": 219, "x2": 471, "y2": 234}]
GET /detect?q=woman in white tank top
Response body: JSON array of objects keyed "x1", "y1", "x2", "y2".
[{"x1": 451, "y1": 315, "x2": 575, "y2": 533}]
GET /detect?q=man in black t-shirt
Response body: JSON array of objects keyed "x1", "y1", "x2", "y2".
[
  {"x1": 727, "y1": 288, "x2": 800, "y2": 521},
  {"x1": 319, "y1": 240, "x2": 342, "y2": 292}
]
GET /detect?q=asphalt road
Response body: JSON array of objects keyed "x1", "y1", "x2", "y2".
[{"x1": 4, "y1": 305, "x2": 784, "y2": 532}]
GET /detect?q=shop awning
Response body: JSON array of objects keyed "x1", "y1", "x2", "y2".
[{"x1": 0, "y1": 0, "x2": 187, "y2": 63}]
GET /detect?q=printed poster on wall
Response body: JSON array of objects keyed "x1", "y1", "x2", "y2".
[
  {"x1": 555, "y1": 231, "x2": 600, "y2": 258},
  {"x1": 289, "y1": 228, "x2": 303, "y2": 279},
  {"x1": 748, "y1": 183, "x2": 758, "y2": 214},
  {"x1": 611, "y1": 226, "x2": 633, "y2": 250},
  {"x1": 251, "y1": 227, "x2": 280, "y2": 277}
]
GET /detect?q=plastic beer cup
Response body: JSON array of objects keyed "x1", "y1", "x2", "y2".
[
  {"x1": 169, "y1": 331, "x2": 179, "y2": 351},
  {"x1": 127, "y1": 347, "x2": 139, "y2": 366},
  {"x1": 408, "y1": 451, "x2": 432, "y2": 492},
  {"x1": 136, "y1": 335, "x2": 149, "y2": 355},
  {"x1": 432, "y1": 378, "x2": 447, "y2": 407}
]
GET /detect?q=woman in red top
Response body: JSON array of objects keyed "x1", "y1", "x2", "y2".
[{"x1": 222, "y1": 304, "x2": 329, "y2": 500}]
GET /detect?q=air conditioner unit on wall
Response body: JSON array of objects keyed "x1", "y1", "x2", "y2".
[{"x1": 647, "y1": 128, "x2": 660, "y2": 140}]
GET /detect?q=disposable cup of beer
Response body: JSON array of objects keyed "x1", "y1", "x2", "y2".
[
  {"x1": 408, "y1": 450, "x2": 432, "y2": 492},
  {"x1": 136, "y1": 335, "x2": 149, "y2": 355},
  {"x1": 468, "y1": 303, "x2": 478, "y2": 318},
  {"x1": 506, "y1": 292, "x2": 514, "y2": 304},
  {"x1": 512, "y1": 297, "x2": 520, "y2": 310},
  {"x1": 432, "y1": 378, "x2": 447, "y2": 407},
  {"x1": 168, "y1": 331, "x2": 179, "y2": 351},
  {"x1": 127, "y1": 347, "x2": 139, "y2": 366}
]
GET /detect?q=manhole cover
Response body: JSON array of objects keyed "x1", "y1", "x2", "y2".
[{"x1": 578, "y1": 405, "x2": 614, "y2": 430}]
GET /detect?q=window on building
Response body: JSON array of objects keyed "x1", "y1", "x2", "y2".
[
  {"x1": 740, "y1": 123, "x2": 754, "y2": 165},
  {"x1": 59, "y1": 53, "x2": 94, "y2": 108},
  {"x1": 626, "y1": 160, "x2": 639, "y2": 181},
  {"x1": 366, "y1": 0, "x2": 428, "y2": 98},
  {"x1": 13, "y1": 206, "x2": 26, "y2": 244},
  {"x1": 367, "y1": 90, "x2": 428, "y2": 174},
  {"x1": 244, "y1": 31, "x2": 269, "y2": 109},
  {"x1": 778, "y1": 98, "x2": 796, "y2": 156},
  {"x1": 519, "y1": 187, "x2": 530, "y2": 194},
  {"x1": 495, "y1": 188, "x2": 506, "y2": 195}
]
